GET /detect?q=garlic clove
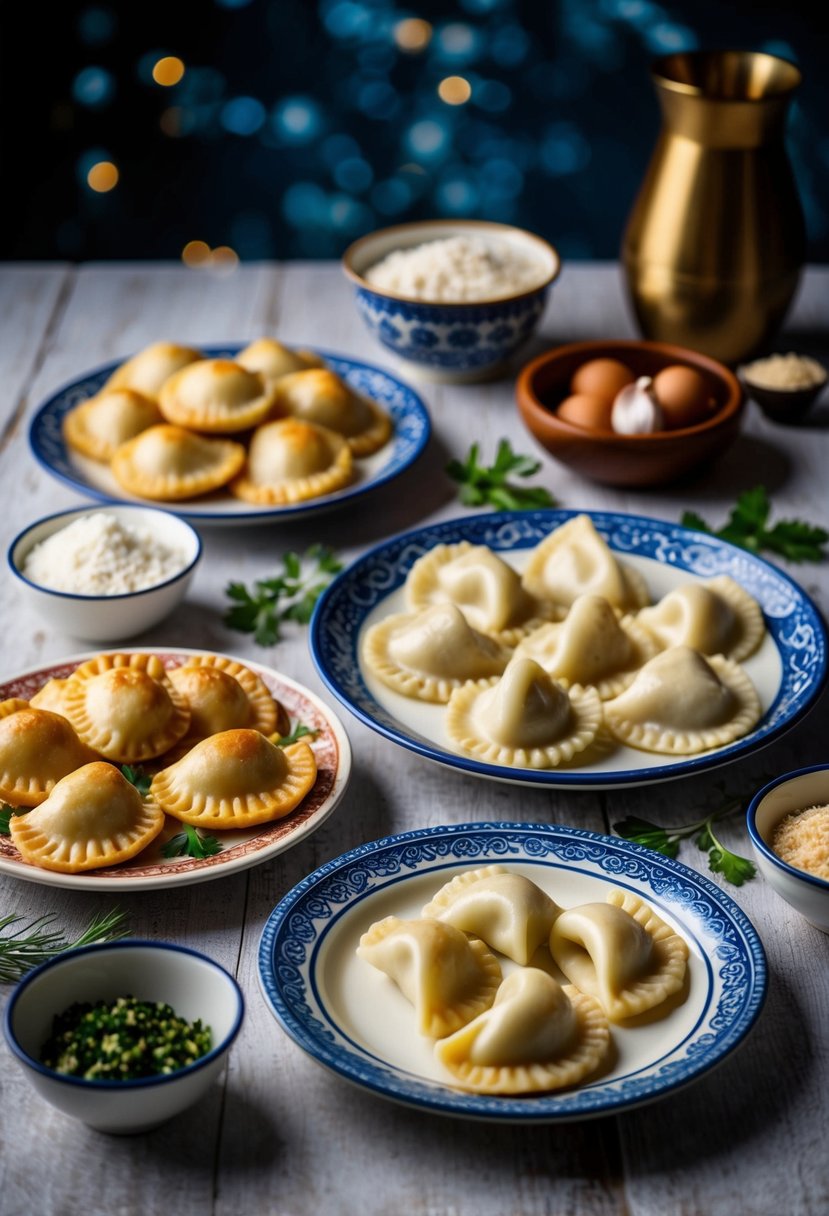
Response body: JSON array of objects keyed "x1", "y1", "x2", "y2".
[{"x1": 611, "y1": 376, "x2": 664, "y2": 435}]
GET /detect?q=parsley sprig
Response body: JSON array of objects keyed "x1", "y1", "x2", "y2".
[
  {"x1": 120, "y1": 765, "x2": 152, "y2": 798},
  {"x1": 224, "y1": 545, "x2": 343, "y2": 646},
  {"x1": 446, "y1": 440, "x2": 556, "y2": 511},
  {"x1": 0, "y1": 909, "x2": 129, "y2": 983},
  {"x1": 161, "y1": 823, "x2": 224, "y2": 861},
  {"x1": 682, "y1": 486, "x2": 827, "y2": 563},
  {"x1": 0, "y1": 803, "x2": 25, "y2": 835},
  {"x1": 274, "y1": 720, "x2": 319, "y2": 746},
  {"x1": 613, "y1": 783, "x2": 757, "y2": 886}
]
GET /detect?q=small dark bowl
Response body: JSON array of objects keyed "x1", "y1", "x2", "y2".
[
  {"x1": 515, "y1": 339, "x2": 744, "y2": 488},
  {"x1": 739, "y1": 376, "x2": 827, "y2": 425}
]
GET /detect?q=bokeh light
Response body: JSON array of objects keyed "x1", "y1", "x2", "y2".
[
  {"x1": 182, "y1": 240, "x2": 211, "y2": 267},
  {"x1": 438, "y1": 76, "x2": 472, "y2": 105},
  {"x1": 152, "y1": 56, "x2": 185, "y2": 86},
  {"x1": 221, "y1": 96, "x2": 266, "y2": 135},
  {"x1": 272, "y1": 96, "x2": 324, "y2": 143},
  {"x1": 211, "y1": 246, "x2": 239, "y2": 272},
  {"x1": 394, "y1": 18, "x2": 432, "y2": 52},
  {"x1": 86, "y1": 161, "x2": 119, "y2": 192},
  {"x1": 72, "y1": 66, "x2": 114, "y2": 109}
]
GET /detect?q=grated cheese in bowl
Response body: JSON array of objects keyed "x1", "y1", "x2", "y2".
[
  {"x1": 772, "y1": 804, "x2": 829, "y2": 881},
  {"x1": 364, "y1": 235, "x2": 548, "y2": 303}
]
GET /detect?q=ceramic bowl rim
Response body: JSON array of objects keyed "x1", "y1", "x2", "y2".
[
  {"x1": 746, "y1": 764, "x2": 829, "y2": 893},
  {"x1": 8, "y1": 504, "x2": 203, "y2": 603},
  {"x1": 516, "y1": 338, "x2": 744, "y2": 442},
  {"x1": 342, "y1": 218, "x2": 561, "y2": 307},
  {"x1": 3, "y1": 939, "x2": 245, "y2": 1089}
]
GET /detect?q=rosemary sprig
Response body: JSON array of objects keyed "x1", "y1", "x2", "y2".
[{"x1": 0, "y1": 909, "x2": 130, "y2": 983}]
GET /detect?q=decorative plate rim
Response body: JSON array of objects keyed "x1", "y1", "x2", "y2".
[
  {"x1": 27, "y1": 346, "x2": 431, "y2": 525},
  {"x1": 309, "y1": 507, "x2": 828, "y2": 789},
  {"x1": 257, "y1": 820, "x2": 768, "y2": 1123},
  {"x1": 0, "y1": 647, "x2": 352, "y2": 891}
]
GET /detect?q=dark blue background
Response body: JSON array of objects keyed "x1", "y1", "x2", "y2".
[{"x1": 4, "y1": 0, "x2": 826, "y2": 262}]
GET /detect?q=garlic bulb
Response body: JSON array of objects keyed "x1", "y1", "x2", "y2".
[{"x1": 611, "y1": 376, "x2": 664, "y2": 435}]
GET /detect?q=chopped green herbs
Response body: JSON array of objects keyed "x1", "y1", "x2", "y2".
[
  {"x1": 224, "y1": 544, "x2": 343, "y2": 646},
  {"x1": 120, "y1": 765, "x2": 152, "y2": 798},
  {"x1": 0, "y1": 909, "x2": 130, "y2": 983},
  {"x1": 40, "y1": 995, "x2": 212, "y2": 1080},
  {"x1": 682, "y1": 486, "x2": 827, "y2": 563},
  {"x1": 274, "y1": 720, "x2": 319, "y2": 747},
  {"x1": 162, "y1": 822, "x2": 224, "y2": 862},
  {"x1": 446, "y1": 440, "x2": 556, "y2": 511}
]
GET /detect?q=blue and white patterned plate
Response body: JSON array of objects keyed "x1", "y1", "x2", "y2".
[
  {"x1": 28, "y1": 346, "x2": 431, "y2": 524},
  {"x1": 258, "y1": 821, "x2": 767, "y2": 1122},
  {"x1": 310, "y1": 509, "x2": 827, "y2": 789}
]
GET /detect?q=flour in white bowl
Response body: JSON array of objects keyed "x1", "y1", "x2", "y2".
[
  {"x1": 22, "y1": 512, "x2": 188, "y2": 595},
  {"x1": 364, "y1": 235, "x2": 547, "y2": 303}
]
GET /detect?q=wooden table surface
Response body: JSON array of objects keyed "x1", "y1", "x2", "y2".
[{"x1": 0, "y1": 261, "x2": 827, "y2": 1216}]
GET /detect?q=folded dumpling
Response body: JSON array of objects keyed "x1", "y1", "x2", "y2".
[
  {"x1": 168, "y1": 655, "x2": 281, "y2": 739},
  {"x1": 9, "y1": 762, "x2": 165, "y2": 873},
  {"x1": 273, "y1": 369, "x2": 392, "y2": 456},
  {"x1": 636, "y1": 576, "x2": 765, "y2": 662},
  {"x1": 549, "y1": 889, "x2": 689, "y2": 1021},
  {"x1": 602, "y1": 645, "x2": 762, "y2": 754},
  {"x1": 405, "y1": 543, "x2": 548, "y2": 645},
  {"x1": 514, "y1": 594, "x2": 657, "y2": 699},
  {"x1": 435, "y1": 968, "x2": 610, "y2": 1094},
  {"x1": 105, "y1": 341, "x2": 203, "y2": 398},
  {"x1": 362, "y1": 603, "x2": 510, "y2": 703},
  {"x1": 230, "y1": 418, "x2": 353, "y2": 505},
  {"x1": 159, "y1": 358, "x2": 276, "y2": 433},
  {"x1": 111, "y1": 424, "x2": 246, "y2": 500},
  {"x1": 63, "y1": 387, "x2": 163, "y2": 462},
  {"x1": 0, "y1": 702, "x2": 97, "y2": 807},
  {"x1": 522, "y1": 515, "x2": 649, "y2": 614},
  {"x1": 445, "y1": 656, "x2": 601, "y2": 768},
  {"x1": 422, "y1": 865, "x2": 560, "y2": 965},
  {"x1": 236, "y1": 338, "x2": 325, "y2": 385},
  {"x1": 356, "y1": 916, "x2": 501, "y2": 1038},
  {"x1": 150, "y1": 728, "x2": 317, "y2": 828},
  {"x1": 29, "y1": 678, "x2": 71, "y2": 717}
]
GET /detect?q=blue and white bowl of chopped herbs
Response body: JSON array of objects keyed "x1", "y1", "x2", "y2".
[{"x1": 4, "y1": 940, "x2": 244, "y2": 1134}]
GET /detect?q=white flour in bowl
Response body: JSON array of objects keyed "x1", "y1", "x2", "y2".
[
  {"x1": 22, "y1": 512, "x2": 188, "y2": 595},
  {"x1": 364, "y1": 235, "x2": 547, "y2": 302}
]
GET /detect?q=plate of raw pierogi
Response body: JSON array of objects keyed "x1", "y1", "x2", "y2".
[
  {"x1": 28, "y1": 341, "x2": 431, "y2": 524},
  {"x1": 0, "y1": 648, "x2": 351, "y2": 890},
  {"x1": 310, "y1": 508, "x2": 827, "y2": 788},
  {"x1": 258, "y1": 821, "x2": 767, "y2": 1121}
]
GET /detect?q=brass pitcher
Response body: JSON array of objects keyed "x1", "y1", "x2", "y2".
[{"x1": 622, "y1": 50, "x2": 805, "y2": 364}]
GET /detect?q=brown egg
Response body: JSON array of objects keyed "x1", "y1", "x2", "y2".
[
  {"x1": 652, "y1": 365, "x2": 713, "y2": 429},
  {"x1": 571, "y1": 358, "x2": 635, "y2": 403},
  {"x1": 557, "y1": 394, "x2": 615, "y2": 431}
]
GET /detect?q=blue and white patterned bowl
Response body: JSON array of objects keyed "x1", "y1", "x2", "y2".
[{"x1": 343, "y1": 220, "x2": 560, "y2": 383}]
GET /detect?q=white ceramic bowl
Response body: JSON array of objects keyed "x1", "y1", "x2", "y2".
[
  {"x1": 7, "y1": 505, "x2": 202, "y2": 641},
  {"x1": 4, "y1": 940, "x2": 244, "y2": 1133},
  {"x1": 342, "y1": 219, "x2": 560, "y2": 383},
  {"x1": 747, "y1": 765, "x2": 829, "y2": 933}
]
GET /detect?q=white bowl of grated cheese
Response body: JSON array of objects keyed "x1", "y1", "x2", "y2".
[
  {"x1": 8, "y1": 505, "x2": 202, "y2": 642},
  {"x1": 343, "y1": 220, "x2": 560, "y2": 383}
]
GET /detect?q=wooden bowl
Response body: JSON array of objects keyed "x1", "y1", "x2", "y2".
[{"x1": 515, "y1": 340, "x2": 744, "y2": 488}]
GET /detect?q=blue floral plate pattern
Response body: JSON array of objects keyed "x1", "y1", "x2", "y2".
[
  {"x1": 258, "y1": 821, "x2": 767, "y2": 1122},
  {"x1": 310, "y1": 508, "x2": 827, "y2": 789},
  {"x1": 28, "y1": 346, "x2": 431, "y2": 524}
]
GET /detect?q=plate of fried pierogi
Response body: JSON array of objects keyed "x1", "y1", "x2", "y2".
[
  {"x1": 311, "y1": 509, "x2": 827, "y2": 789},
  {"x1": 0, "y1": 648, "x2": 351, "y2": 890},
  {"x1": 29, "y1": 340, "x2": 430, "y2": 523}
]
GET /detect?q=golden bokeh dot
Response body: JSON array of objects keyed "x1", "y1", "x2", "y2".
[
  {"x1": 211, "y1": 246, "x2": 240, "y2": 273},
  {"x1": 153, "y1": 56, "x2": 185, "y2": 87},
  {"x1": 87, "y1": 161, "x2": 119, "y2": 193},
  {"x1": 438, "y1": 76, "x2": 472, "y2": 105},
  {"x1": 182, "y1": 240, "x2": 211, "y2": 268},
  {"x1": 394, "y1": 18, "x2": 432, "y2": 52}
]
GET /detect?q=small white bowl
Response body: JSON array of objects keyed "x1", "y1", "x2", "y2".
[
  {"x1": 7, "y1": 505, "x2": 202, "y2": 642},
  {"x1": 4, "y1": 940, "x2": 244, "y2": 1134},
  {"x1": 342, "y1": 219, "x2": 560, "y2": 383},
  {"x1": 746, "y1": 765, "x2": 829, "y2": 933}
]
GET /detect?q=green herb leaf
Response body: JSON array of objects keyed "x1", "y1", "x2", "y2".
[
  {"x1": 446, "y1": 439, "x2": 556, "y2": 512},
  {"x1": 0, "y1": 804, "x2": 18, "y2": 835},
  {"x1": 681, "y1": 486, "x2": 827, "y2": 563},
  {"x1": 224, "y1": 546, "x2": 343, "y2": 647},
  {"x1": 120, "y1": 765, "x2": 152, "y2": 798},
  {"x1": 696, "y1": 821, "x2": 757, "y2": 886},
  {"x1": 274, "y1": 720, "x2": 320, "y2": 747},
  {"x1": 162, "y1": 823, "x2": 223, "y2": 861},
  {"x1": 0, "y1": 909, "x2": 129, "y2": 983},
  {"x1": 612, "y1": 816, "x2": 681, "y2": 859}
]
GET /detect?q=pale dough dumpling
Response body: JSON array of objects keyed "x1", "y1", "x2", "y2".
[
  {"x1": 111, "y1": 424, "x2": 246, "y2": 500},
  {"x1": 29, "y1": 678, "x2": 71, "y2": 716},
  {"x1": 159, "y1": 358, "x2": 276, "y2": 433},
  {"x1": 549, "y1": 889, "x2": 689, "y2": 1021},
  {"x1": 105, "y1": 342, "x2": 203, "y2": 398},
  {"x1": 9, "y1": 762, "x2": 165, "y2": 874},
  {"x1": 62, "y1": 388, "x2": 163, "y2": 462},
  {"x1": 522, "y1": 515, "x2": 649, "y2": 614},
  {"x1": 230, "y1": 418, "x2": 353, "y2": 505},
  {"x1": 236, "y1": 338, "x2": 325, "y2": 385},
  {"x1": 445, "y1": 656, "x2": 601, "y2": 768},
  {"x1": 150, "y1": 728, "x2": 317, "y2": 828},
  {"x1": 602, "y1": 645, "x2": 762, "y2": 755},
  {"x1": 356, "y1": 916, "x2": 501, "y2": 1039},
  {"x1": 168, "y1": 654, "x2": 281, "y2": 739},
  {"x1": 273, "y1": 368, "x2": 392, "y2": 456},
  {"x1": 405, "y1": 542, "x2": 548, "y2": 645},
  {"x1": 422, "y1": 864, "x2": 560, "y2": 965},
  {"x1": 435, "y1": 968, "x2": 610, "y2": 1094},
  {"x1": 0, "y1": 702, "x2": 96, "y2": 807},
  {"x1": 514, "y1": 594, "x2": 657, "y2": 699},
  {"x1": 636, "y1": 575, "x2": 765, "y2": 663},
  {"x1": 361, "y1": 603, "x2": 509, "y2": 703}
]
